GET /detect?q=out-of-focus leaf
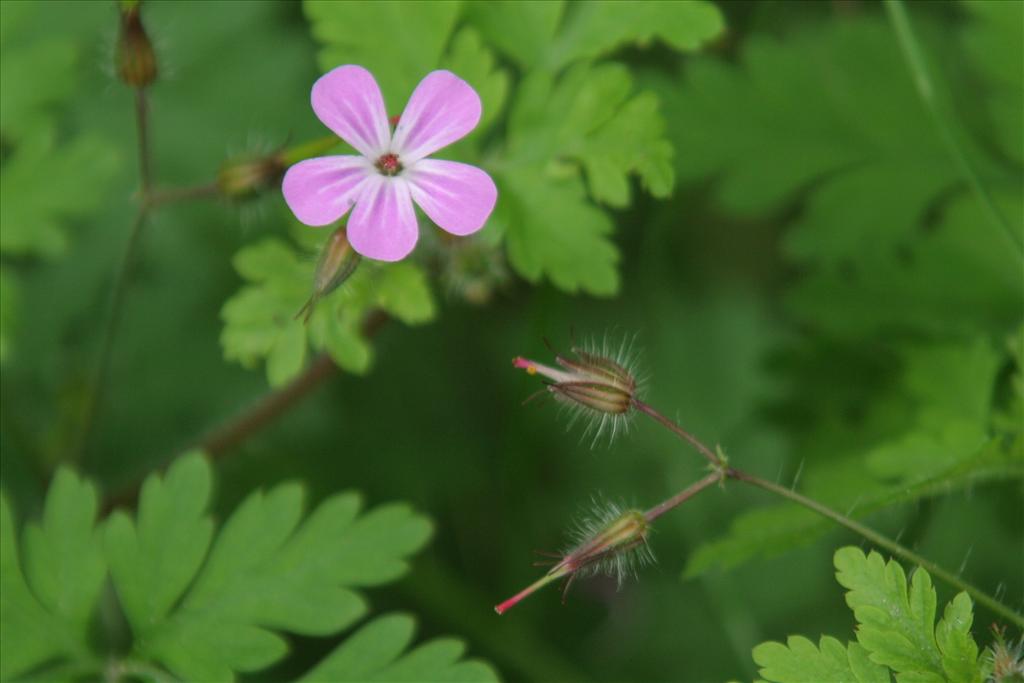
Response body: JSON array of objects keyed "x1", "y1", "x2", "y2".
[
  {"x1": 463, "y1": 0, "x2": 723, "y2": 70},
  {"x1": 462, "y1": 1, "x2": 565, "y2": 69},
  {"x1": 960, "y1": 0, "x2": 1024, "y2": 163},
  {"x1": 22, "y1": 468, "x2": 105, "y2": 643},
  {"x1": 105, "y1": 453, "x2": 215, "y2": 633},
  {"x1": 0, "y1": 126, "x2": 119, "y2": 258},
  {"x1": 546, "y1": 0, "x2": 724, "y2": 69},
  {"x1": 221, "y1": 233, "x2": 435, "y2": 386},
  {"x1": 659, "y1": 20, "x2": 955, "y2": 216},
  {"x1": 304, "y1": 0, "x2": 460, "y2": 107},
  {"x1": 0, "y1": 5, "x2": 76, "y2": 138},
  {"x1": 0, "y1": 492, "x2": 93, "y2": 681},
  {"x1": 0, "y1": 268, "x2": 16, "y2": 363},
  {"x1": 786, "y1": 191, "x2": 1023, "y2": 338},
  {"x1": 299, "y1": 613, "x2": 499, "y2": 682},
  {"x1": 686, "y1": 337, "x2": 1021, "y2": 578}
]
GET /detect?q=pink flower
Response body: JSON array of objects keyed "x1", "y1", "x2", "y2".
[{"x1": 282, "y1": 65, "x2": 497, "y2": 262}]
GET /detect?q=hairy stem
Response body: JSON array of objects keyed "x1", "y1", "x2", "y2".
[
  {"x1": 146, "y1": 182, "x2": 219, "y2": 207},
  {"x1": 631, "y1": 399, "x2": 719, "y2": 465},
  {"x1": 636, "y1": 402, "x2": 1024, "y2": 628},
  {"x1": 644, "y1": 471, "x2": 722, "y2": 523},
  {"x1": 134, "y1": 88, "x2": 152, "y2": 193},
  {"x1": 730, "y1": 469, "x2": 1024, "y2": 629},
  {"x1": 884, "y1": 0, "x2": 1022, "y2": 258}
]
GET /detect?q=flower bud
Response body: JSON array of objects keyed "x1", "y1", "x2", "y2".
[
  {"x1": 116, "y1": 1, "x2": 157, "y2": 88},
  {"x1": 495, "y1": 506, "x2": 653, "y2": 615},
  {"x1": 988, "y1": 624, "x2": 1024, "y2": 683},
  {"x1": 216, "y1": 155, "x2": 287, "y2": 200},
  {"x1": 296, "y1": 226, "x2": 360, "y2": 323},
  {"x1": 513, "y1": 337, "x2": 640, "y2": 444}
]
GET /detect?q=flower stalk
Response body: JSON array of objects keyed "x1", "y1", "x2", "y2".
[
  {"x1": 502, "y1": 336, "x2": 1024, "y2": 629},
  {"x1": 495, "y1": 507, "x2": 652, "y2": 615}
]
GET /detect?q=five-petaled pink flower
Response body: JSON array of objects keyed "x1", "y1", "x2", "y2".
[{"x1": 282, "y1": 65, "x2": 497, "y2": 262}]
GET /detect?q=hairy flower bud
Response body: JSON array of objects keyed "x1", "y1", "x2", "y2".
[
  {"x1": 495, "y1": 505, "x2": 653, "y2": 615},
  {"x1": 296, "y1": 226, "x2": 360, "y2": 323},
  {"x1": 988, "y1": 624, "x2": 1024, "y2": 683},
  {"x1": 216, "y1": 155, "x2": 287, "y2": 200},
  {"x1": 116, "y1": 1, "x2": 157, "y2": 88},
  {"x1": 513, "y1": 336, "x2": 641, "y2": 444}
]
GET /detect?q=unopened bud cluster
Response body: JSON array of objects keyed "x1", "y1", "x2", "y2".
[{"x1": 116, "y1": 1, "x2": 157, "y2": 88}]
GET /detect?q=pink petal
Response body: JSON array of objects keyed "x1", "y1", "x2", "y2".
[
  {"x1": 406, "y1": 159, "x2": 497, "y2": 236},
  {"x1": 282, "y1": 156, "x2": 372, "y2": 226},
  {"x1": 311, "y1": 65, "x2": 391, "y2": 158},
  {"x1": 347, "y1": 176, "x2": 419, "y2": 262},
  {"x1": 391, "y1": 70, "x2": 482, "y2": 164}
]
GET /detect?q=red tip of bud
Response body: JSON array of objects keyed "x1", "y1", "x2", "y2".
[{"x1": 388, "y1": 114, "x2": 401, "y2": 127}]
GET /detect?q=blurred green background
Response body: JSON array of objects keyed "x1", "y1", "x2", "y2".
[{"x1": 1, "y1": 1, "x2": 1021, "y2": 681}]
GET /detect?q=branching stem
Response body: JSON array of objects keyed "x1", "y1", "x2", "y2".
[{"x1": 635, "y1": 400, "x2": 1024, "y2": 628}]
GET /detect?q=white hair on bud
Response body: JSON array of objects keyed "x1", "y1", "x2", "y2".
[
  {"x1": 563, "y1": 495, "x2": 656, "y2": 587},
  {"x1": 556, "y1": 330, "x2": 647, "y2": 449}
]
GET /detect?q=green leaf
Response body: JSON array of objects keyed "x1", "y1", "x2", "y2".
[
  {"x1": 834, "y1": 547, "x2": 943, "y2": 679},
  {"x1": 0, "y1": 494, "x2": 88, "y2": 680},
  {"x1": 546, "y1": 0, "x2": 724, "y2": 69},
  {"x1": 299, "y1": 613, "x2": 499, "y2": 683},
  {"x1": 0, "y1": 6, "x2": 76, "y2": 138},
  {"x1": 960, "y1": 0, "x2": 1024, "y2": 164},
  {"x1": 221, "y1": 233, "x2": 436, "y2": 385},
  {"x1": 934, "y1": 593, "x2": 981, "y2": 683},
  {"x1": 651, "y1": 15, "x2": 1021, "y2": 337},
  {"x1": 304, "y1": 0, "x2": 460, "y2": 107},
  {"x1": 499, "y1": 62, "x2": 677, "y2": 294},
  {"x1": 750, "y1": 547, "x2": 985, "y2": 683},
  {"x1": 0, "y1": 125, "x2": 120, "y2": 259},
  {"x1": 105, "y1": 453, "x2": 215, "y2": 633},
  {"x1": 501, "y1": 167, "x2": 618, "y2": 296},
  {"x1": 753, "y1": 636, "x2": 889, "y2": 683},
  {"x1": 659, "y1": 19, "x2": 954, "y2": 216},
  {"x1": 0, "y1": 268, "x2": 16, "y2": 364},
  {"x1": 104, "y1": 454, "x2": 433, "y2": 681},
  {"x1": 463, "y1": 0, "x2": 723, "y2": 70},
  {"x1": 508, "y1": 63, "x2": 674, "y2": 207},
  {"x1": 22, "y1": 468, "x2": 105, "y2": 642},
  {"x1": 785, "y1": 191, "x2": 1023, "y2": 338},
  {"x1": 462, "y1": 1, "x2": 565, "y2": 69}
]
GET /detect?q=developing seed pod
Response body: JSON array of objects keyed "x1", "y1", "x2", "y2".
[
  {"x1": 296, "y1": 226, "x2": 360, "y2": 323},
  {"x1": 116, "y1": 1, "x2": 157, "y2": 88},
  {"x1": 513, "y1": 334, "x2": 643, "y2": 445},
  {"x1": 495, "y1": 501, "x2": 654, "y2": 615}
]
